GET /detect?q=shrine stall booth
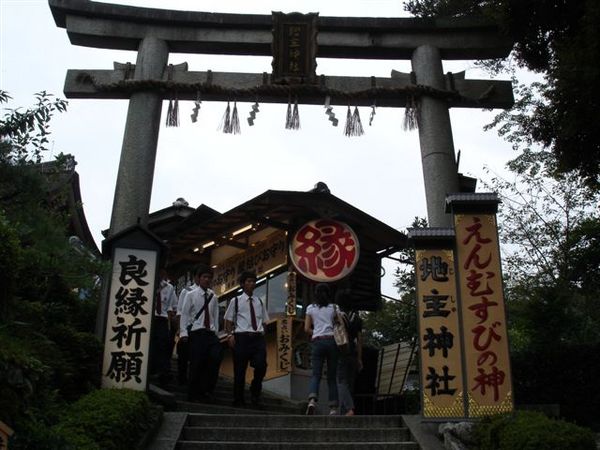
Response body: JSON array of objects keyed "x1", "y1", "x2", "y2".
[{"x1": 151, "y1": 185, "x2": 406, "y2": 400}]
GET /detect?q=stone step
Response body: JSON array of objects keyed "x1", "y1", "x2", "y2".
[
  {"x1": 166, "y1": 377, "x2": 303, "y2": 407},
  {"x1": 186, "y1": 414, "x2": 406, "y2": 428},
  {"x1": 175, "y1": 400, "x2": 292, "y2": 415},
  {"x1": 165, "y1": 378, "x2": 232, "y2": 391},
  {"x1": 169, "y1": 385, "x2": 294, "y2": 401},
  {"x1": 182, "y1": 427, "x2": 411, "y2": 442},
  {"x1": 163, "y1": 365, "x2": 420, "y2": 450},
  {"x1": 167, "y1": 376, "x2": 305, "y2": 415},
  {"x1": 172, "y1": 391, "x2": 303, "y2": 410},
  {"x1": 177, "y1": 442, "x2": 420, "y2": 449}
]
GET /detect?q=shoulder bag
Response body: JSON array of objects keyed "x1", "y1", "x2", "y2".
[{"x1": 333, "y1": 304, "x2": 350, "y2": 354}]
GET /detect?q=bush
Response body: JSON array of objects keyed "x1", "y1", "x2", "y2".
[
  {"x1": 0, "y1": 317, "x2": 102, "y2": 422},
  {"x1": 474, "y1": 411, "x2": 596, "y2": 450},
  {"x1": 511, "y1": 343, "x2": 600, "y2": 430},
  {"x1": 0, "y1": 328, "x2": 53, "y2": 425},
  {"x1": 46, "y1": 324, "x2": 102, "y2": 400},
  {"x1": 53, "y1": 389, "x2": 160, "y2": 450}
]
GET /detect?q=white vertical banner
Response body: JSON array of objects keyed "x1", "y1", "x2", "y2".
[{"x1": 102, "y1": 248, "x2": 157, "y2": 390}]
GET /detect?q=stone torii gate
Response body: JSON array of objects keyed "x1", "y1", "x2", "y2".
[{"x1": 49, "y1": 0, "x2": 513, "y2": 233}]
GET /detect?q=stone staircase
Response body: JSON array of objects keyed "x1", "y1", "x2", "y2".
[
  {"x1": 166, "y1": 375, "x2": 304, "y2": 415},
  {"x1": 176, "y1": 414, "x2": 419, "y2": 449},
  {"x1": 147, "y1": 362, "x2": 421, "y2": 449}
]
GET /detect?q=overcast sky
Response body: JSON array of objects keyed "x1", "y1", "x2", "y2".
[{"x1": 0, "y1": 0, "x2": 522, "y2": 296}]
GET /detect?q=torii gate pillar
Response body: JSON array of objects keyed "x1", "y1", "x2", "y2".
[
  {"x1": 412, "y1": 45, "x2": 460, "y2": 227},
  {"x1": 109, "y1": 36, "x2": 168, "y2": 235}
]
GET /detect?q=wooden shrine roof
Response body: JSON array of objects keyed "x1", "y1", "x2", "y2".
[{"x1": 160, "y1": 184, "x2": 407, "y2": 268}]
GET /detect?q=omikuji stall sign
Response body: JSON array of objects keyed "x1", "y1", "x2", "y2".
[
  {"x1": 454, "y1": 215, "x2": 513, "y2": 416},
  {"x1": 290, "y1": 219, "x2": 359, "y2": 282},
  {"x1": 415, "y1": 248, "x2": 466, "y2": 418},
  {"x1": 102, "y1": 248, "x2": 157, "y2": 390}
]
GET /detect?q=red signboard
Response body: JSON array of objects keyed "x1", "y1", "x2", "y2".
[{"x1": 289, "y1": 219, "x2": 359, "y2": 282}]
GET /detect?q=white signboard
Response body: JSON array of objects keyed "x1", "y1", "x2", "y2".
[{"x1": 102, "y1": 247, "x2": 157, "y2": 390}]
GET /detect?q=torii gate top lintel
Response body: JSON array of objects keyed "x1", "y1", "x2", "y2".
[{"x1": 49, "y1": 0, "x2": 512, "y2": 60}]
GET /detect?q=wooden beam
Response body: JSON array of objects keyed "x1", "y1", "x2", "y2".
[
  {"x1": 64, "y1": 68, "x2": 513, "y2": 108},
  {"x1": 254, "y1": 216, "x2": 291, "y2": 231},
  {"x1": 214, "y1": 237, "x2": 248, "y2": 250}
]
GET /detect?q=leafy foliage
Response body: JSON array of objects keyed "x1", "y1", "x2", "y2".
[
  {"x1": 405, "y1": 0, "x2": 600, "y2": 190},
  {"x1": 0, "y1": 90, "x2": 107, "y2": 445},
  {"x1": 52, "y1": 389, "x2": 159, "y2": 450},
  {"x1": 0, "y1": 210, "x2": 22, "y2": 319},
  {"x1": 362, "y1": 217, "x2": 426, "y2": 348},
  {"x1": 473, "y1": 410, "x2": 596, "y2": 450},
  {"x1": 480, "y1": 163, "x2": 600, "y2": 428},
  {"x1": 511, "y1": 343, "x2": 600, "y2": 430},
  {"x1": 0, "y1": 91, "x2": 67, "y2": 164},
  {"x1": 362, "y1": 298, "x2": 416, "y2": 348},
  {"x1": 0, "y1": 327, "x2": 53, "y2": 426},
  {"x1": 483, "y1": 167, "x2": 600, "y2": 350}
]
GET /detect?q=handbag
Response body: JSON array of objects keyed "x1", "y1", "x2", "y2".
[{"x1": 333, "y1": 305, "x2": 350, "y2": 354}]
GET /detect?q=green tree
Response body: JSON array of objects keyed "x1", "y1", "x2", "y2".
[
  {"x1": 483, "y1": 165, "x2": 600, "y2": 350},
  {"x1": 362, "y1": 218, "x2": 426, "y2": 348},
  {"x1": 0, "y1": 90, "x2": 104, "y2": 444},
  {"x1": 0, "y1": 90, "x2": 67, "y2": 164},
  {"x1": 405, "y1": 0, "x2": 600, "y2": 190}
]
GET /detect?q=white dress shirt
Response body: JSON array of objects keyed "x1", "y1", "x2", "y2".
[
  {"x1": 179, "y1": 286, "x2": 219, "y2": 337},
  {"x1": 224, "y1": 292, "x2": 270, "y2": 333},
  {"x1": 155, "y1": 280, "x2": 177, "y2": 318},
  {"x1": 176, "y1": 283, "x2": 198, "y2": 316},
  {"x1": 306, "y1": 303, "x2": 335, "y2": 338}
]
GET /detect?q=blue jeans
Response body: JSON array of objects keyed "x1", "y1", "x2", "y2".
[
  {"x1": 337, "y1": 352, "x2": 358, "y2": 413},
  {"x1": 309, "y1": 337, "x2": 339, "y2": 406}
]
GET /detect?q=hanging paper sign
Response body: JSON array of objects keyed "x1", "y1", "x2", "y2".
[{"x1": 289, "y1": 219, "x2": 359, "y2": 282}]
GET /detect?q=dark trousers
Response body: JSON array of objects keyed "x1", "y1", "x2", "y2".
[
  {"x1": 176, "y1": 336, "x2": 190, "y2": 383},
  {"x1": 233, "y1": 333, "x2": 267, "y2": 404},
  {"x1": 150, "y1": 317, "x2": 171, "y2": 383},
  {"x1": 188, "y1": 329, "x2": 223, "y2": 401},
  {"x1": 169, "y1": 319, "x2": 178, "y2": 358}
]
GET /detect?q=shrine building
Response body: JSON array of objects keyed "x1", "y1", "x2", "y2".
[{"x1": 147, "y1": 182, "x2": 407, "y2": 400}]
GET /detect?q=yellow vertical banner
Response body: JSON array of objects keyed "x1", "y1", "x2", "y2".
[
  {"x1": 454, "y1": 213, "x2": 514, "y2": 417},
  {"x1": 413, "y1": 242, "x2": 467, "y2": 419}
]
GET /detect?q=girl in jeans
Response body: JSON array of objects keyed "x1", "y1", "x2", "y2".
[{"x1": 304, "y1": 283, "x2": 339, "y2": 415}]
